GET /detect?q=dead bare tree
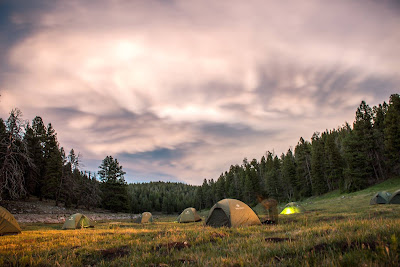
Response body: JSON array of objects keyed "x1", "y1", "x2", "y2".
[{"x1": 0, "y1": 108, "x2": 33, "y2": 201}]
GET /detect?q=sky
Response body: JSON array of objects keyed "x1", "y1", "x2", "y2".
[{"x1": 0, "y1": 0, "x2": 399, "y2": 185}]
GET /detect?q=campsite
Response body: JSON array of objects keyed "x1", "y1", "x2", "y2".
[
  {"x1": 1, "y1": 1, "x2": 400, "y2": 266},
  {"x1": 1, "y1": 178, "x2": 400, "y2": 266}
]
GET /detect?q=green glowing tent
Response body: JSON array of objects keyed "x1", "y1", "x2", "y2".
[
  {"x1": 370, "y1": 191, "x2": 392, "y2": 205},
  {"x1": 280, "y1": 202, "x2": 305, "y2": 215},
  {"x1": 206, "y1": 199, "x2": 261, "y2": 227},
  {"x1": 135, "y1": 212, "x2": 153, "y2": 223},
  {"x1": 62, "y1": 213, "x2": 95, "y2": 229},
  {"x1": 389, "y1": 189, "x2": 400, "y2": 204},
  {"x1": 176, "y1": 207, "x2": 202, "y2": 223},
  {"x1": 0, "y1": 206, "x2": 21, "y2": 236}
]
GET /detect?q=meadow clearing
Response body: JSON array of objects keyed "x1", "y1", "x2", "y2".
[{"x1": 1, "y1": 178, "x2": 400, "y2": 266}]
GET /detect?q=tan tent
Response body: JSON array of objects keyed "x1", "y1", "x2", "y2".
[
  {"x1": 206, "y1": 199, "x2": 261, "y2": 227},
  {"x1": 177, "y1": 207, "x2": 202, "y2": 223},
  {"x1": 0, "y1": 206, "x2": 22, "y2": 236},
  {"x1": 62, "y1": 213, "x2": 95, "y2": 229},
  {"x1": 135, "y1": 212, "x2": 153, "y2": 223}
]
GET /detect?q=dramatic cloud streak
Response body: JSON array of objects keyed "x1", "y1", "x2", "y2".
[{"x1": 1, "y1": 0, "x2": 399, "y2": 184}]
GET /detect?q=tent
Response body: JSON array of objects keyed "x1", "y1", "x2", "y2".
[
  {"x1": 135, "y1": 212, "x2": 153, "y2": 223},
  {"x1": 206, "y1": 199, "x2": 261, "y2": 227},
  {"x1": 280, "y1": 202, "x2": 305, "y2": 215},
  {"x1": 389, "y1": 189, "x2": 400, "y2": 204},
  {"x1": 176, "y1": 207, "x2": 202, "y2": 223},
  {"x1": 370, "y1": 191, "x2": 392, "y2": 205},
  {"x1": 0, "y1": 206, "x2": 21, "y2": 236},
  {"x1": 62, "y1": 213, "x2": 95, "y2": 229}
]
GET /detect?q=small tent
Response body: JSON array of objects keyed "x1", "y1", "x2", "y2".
[
  {"x1": 370, "y1": 191, "x2": 392, "y2": 205},
  {"x1": 206, "y1": 199, "x2": 261, "y2": 227},
  {"x1": 62, "y1": 213, "x2": 95, "y2": 229},
  {"x1": 389, "y1": 189, "x2": 400, "y2": 204},
  {"x1": 135, "y1": 212, "x2": 153, "y2": 223},
  {"x1": 177, "y1": 207, "x2": 202, "y2": 223},
  {"x1": 280, "y1": 202, "x2": 305, "y2": 215},
  {"x1": 0, "y1": 206, "x2": 21, "y2": 236}
]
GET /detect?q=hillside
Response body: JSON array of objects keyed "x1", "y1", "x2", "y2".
[{"x1": 301, "y1": 176, "x2": 400, "y2": 216}]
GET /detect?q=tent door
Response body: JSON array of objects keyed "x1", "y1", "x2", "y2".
[{"x1": 208, "y1": 208, "x2": 230, "y2": 227}]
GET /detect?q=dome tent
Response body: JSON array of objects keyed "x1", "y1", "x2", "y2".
[
  {"x1": 370, "y1": 191, "x2": 392, "y2": 205},
  {"x1": 206, "y1": 199, "x2": 261, "y2": 227},
  {"x1": 389, "y1": 189, "x2": 400, "y2": 204},
  {"x1": 177, "y1": 207, "x2": 202, "y2": 223},
  {"x1": 62, "y1": 213, "x2": 95, "y2": 229},
  {"x1": 135, "y1": 212, "x2": 153, "y2": 223},
  {"x1": 0, "y1": 206, "x2": 21, "y2": 236},
  {"x1": 280, "y1": 202, "x2": 305, "y2": 215}
]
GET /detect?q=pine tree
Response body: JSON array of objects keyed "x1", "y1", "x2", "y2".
[
  {"x1": 343, "y1": 101, "x2": 374, "y2": 191},
  {"x1": 26, "y1": 116, "x2": 47, "y2": 200},
  {"x1": 384, "y1": 94, "x2": 400, "y2": 175},
  {"x1": 281, "y1": 149, "x2": 296, "y2": 200},
  {"x1": 98, "y1": 155, "x2": 128, "y2": 212},
  {"x1": 323, "y1": 130, "x2": 344, "y2": 191},
  {"x1": 311, "y1": 132, "x2": 328, "y2": 195},
  {"x1": 294, "y1": 138, "x2": 312, "y2": 198},
  {"x1": 371, "y1": 103, "x2": 387, "y2": 180}
]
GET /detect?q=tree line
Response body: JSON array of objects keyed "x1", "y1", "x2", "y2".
[
  {"x1": 0, "y1": 108, "x2": 198, "y2": 213},
  {"x1": 0, "y1": 111, "x2": 101, "y2": 209},
  {"x1": 192, "y1": 94, "x2": 400, "y2": 208},
  {"x1": 1, "y1": 94, "x2": 399, "y2": 213}
]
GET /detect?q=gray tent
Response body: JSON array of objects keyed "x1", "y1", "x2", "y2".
[
  {"x1": 206, "y1": 199, "x2": 261, "y2": 227},
  {"x1": 389, "y1": 189, "x2": 400, "y2": 204},
  {"x1": 370, "y1": 191, "x2": 392, "y2": 205}
]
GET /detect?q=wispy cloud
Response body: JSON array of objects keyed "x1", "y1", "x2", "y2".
[{"x1": 1, "y1": 0, "x2": 399, "y2": 184}]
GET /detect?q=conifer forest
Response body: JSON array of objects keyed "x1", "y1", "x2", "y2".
[{"x1": 1, "y1": 94, "x2": 399, "y2": 213}]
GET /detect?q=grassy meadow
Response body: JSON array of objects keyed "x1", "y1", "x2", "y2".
[{"x1": 1, "y1": 178, "x2": 400, "y2": 266}]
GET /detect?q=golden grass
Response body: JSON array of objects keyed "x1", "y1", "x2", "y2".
[{"x1": 2, "y1": 178, "x2": 400, "y2": 266}]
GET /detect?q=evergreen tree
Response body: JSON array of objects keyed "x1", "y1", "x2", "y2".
[
  {"x1": 26, "y1": 116, "x2": 47, "y2": 200},
  {"x1": 98, "y1": 155, "x2": 128, "y2": 212},
  {"x1": 43, "y1": 123, "x2": 63, "y2": 203},
  {"x1": 216, "y1": 173, "x2": 226, "y2": 200},
  {"x1": 281, "y1": 149, "x2": 296, "y2": 200},
  {"x1": 371, "y1": 102, "x2": 387, "y2": 180},
  {"x1": 384, "y1": 94, "x2": 400, "y2": 175},
  {"x1": 323, "y1": 130, "x2": 344, "y2": 191},
  {"x1": 343, "y1": 101, "x2": 374, "y2": 191},
  {"x1": 311, "y1": 132, "x2": 327, "y2": 195},
  {"x1": 294, "y1": 137, "x2": 312, "y2": 198}
]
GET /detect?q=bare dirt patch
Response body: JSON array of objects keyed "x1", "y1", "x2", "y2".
[
  {"x1": 100, "y1": 245, "x2": 131, "y2": 260},
  {"x1": 316, "y1": 216, "x2": 346, "y2": 222},
  {"x1": 310, "y1": 240, "x2": 378, "y2": 253},
  {"x1": 155, "y1": 241, "x2": 191, "y2": 251},
  {"x1": 265, "y1": 237, "x2": 294, "y2": 243}
]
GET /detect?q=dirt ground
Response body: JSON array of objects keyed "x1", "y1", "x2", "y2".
[{"x1": 1, "y1": 198, "x2": 134, "y2": 223}]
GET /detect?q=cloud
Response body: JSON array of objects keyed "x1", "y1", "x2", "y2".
[{"x1": 1, "y1": 0, "x2": 400, "y2": 184}]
